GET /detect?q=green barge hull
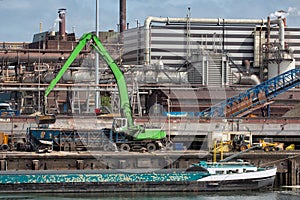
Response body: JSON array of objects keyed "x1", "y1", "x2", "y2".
[{"x1": 0, "y1": 167, "x2": 276, "y2": 193}]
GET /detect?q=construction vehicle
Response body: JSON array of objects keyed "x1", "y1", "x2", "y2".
[
  {"x1": 285, "y1": 144, "x2": 295, "y2": 151},
  {"x1": 232, "y1": 133, "x2": 252, "y2": 151},
  {"x1": 213, "y1": 140, "x2": 234, "y2": 153},
  {"x1": 0, "y1": 103, "x2": 20, "y2": 116},
  {"x1": 212, "y1": 131, "x2": 285, "y2": 153},
  {"x1": 258, "y1": 138, "x2": 284, "y2": 152},
  {"x1": 212, "y1": 131, "x2": 252, "y2": 153},
  {"x1": 30, "y1": 32, "x2": 167, "y2": 152}
]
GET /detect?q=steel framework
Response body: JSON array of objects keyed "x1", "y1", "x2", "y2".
[{"x1": 198, "y1": 68, "x2": 300, "y2": 118}]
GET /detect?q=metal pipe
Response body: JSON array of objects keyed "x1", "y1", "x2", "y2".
[
  {"x1": 267, "y1": 17, "x2": 271, "y2": 56},
  {"x1": 144, "y1": 16, "x2": 267, "y2": 65},
  {"x1": 279, "y1": 19, "x2": 285, "y2": 50},
  {"x1": 237, "y1": 74, "x2": 261, "y2": 85},
  {"x1": 0, "y1": 51, "x2": 86, "y2": 64},
  {"x1": 270, "y1": 18, "x2": 285, "y2": 50},
  {"x1": 0, "y1": 45, "x2": 91, "y2": 64}
]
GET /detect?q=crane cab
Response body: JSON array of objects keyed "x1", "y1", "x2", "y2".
[{"x1": 112, "y1": 118, "x2": 128, "y2": 132}]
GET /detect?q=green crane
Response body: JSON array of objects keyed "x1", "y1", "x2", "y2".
[{"x1": 44, "y1": 33, "x2": 166, "y2": 145}]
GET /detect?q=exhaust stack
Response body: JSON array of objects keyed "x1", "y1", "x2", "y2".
[
  {"x1": 58, "y1": 8, "x2": 66, "y2": 40},
  {"x1": 119, "y1": 0, "x2": 126, "y2": 32}
]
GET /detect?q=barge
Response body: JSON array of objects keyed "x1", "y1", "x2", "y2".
[{"x1": 0, "y1": 160, "x2": 276, "y2": 193}]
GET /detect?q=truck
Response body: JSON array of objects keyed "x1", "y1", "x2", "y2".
[
  {"x1": 0, "y1": 103, "x2": 20, "y2": 116},
  {"x1": 30, "y1": 32, "x2": 167, "y2": 152}
]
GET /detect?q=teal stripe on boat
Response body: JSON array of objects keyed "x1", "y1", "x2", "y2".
[{"x1": 0, "y1": 172, "x2": 209, "y2": 184}]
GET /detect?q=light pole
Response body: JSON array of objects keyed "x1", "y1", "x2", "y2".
[
  {"x1": 95, "y1": 0, "x2": 100, "y2": 110},
  {"x1": 167, "y1": 98, "x2": 171, "y2": 143}
]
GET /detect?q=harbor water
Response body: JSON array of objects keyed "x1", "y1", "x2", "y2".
[{"x1": 0, "y1": 190, "x2": 298, "y2": 200}]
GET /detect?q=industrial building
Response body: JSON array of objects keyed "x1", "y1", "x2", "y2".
[
  {"x1": 0, "y1": 6, "x2": 299, "y2": 119},
  {"x1": 1, "y1": 3, "x2": 300, "y2": 188},
  {"x1": 122, "y1": 15, "x2": 299, "y2": 117}
]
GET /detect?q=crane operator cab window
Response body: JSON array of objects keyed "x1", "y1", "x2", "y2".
[{"x1": 113, "y1": 118, "x2": 127, "y2": 131}]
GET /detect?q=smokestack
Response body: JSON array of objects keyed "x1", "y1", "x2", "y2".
[
  {"x1": 283, "y1": 18, "x2": 287, "y2": 27},
  {"x1": 39, "y1": 22, "x2": 42, "y2": 33},
  {"x1": 58, "y1": 8, "x2": 66, "y2": 40},
  {"x1": 119, "y1": 0, "x2": 126, "y2": 32}
]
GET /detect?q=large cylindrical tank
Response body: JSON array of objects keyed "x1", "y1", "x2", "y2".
[
  {"x1": 22, "y1": 74, "x2": 36, "y2": 83},
  {"x1": 42, "y1": 72, "x2": 56, "y2": 83},
  {"x1": 157, "y1": 71, "x2": 187, "y2": 83},
  {"x1": 62, "y1": 71, "x2": 95, "y2": 83}
]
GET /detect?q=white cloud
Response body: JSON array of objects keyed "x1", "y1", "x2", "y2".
[{"x1": 287, "y1": 6, "x2": 300, "y2": 16}]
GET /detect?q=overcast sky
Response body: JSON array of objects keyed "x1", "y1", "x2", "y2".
[{"x1": 1, "y1": 0, "x2": 300, "y2": 42}]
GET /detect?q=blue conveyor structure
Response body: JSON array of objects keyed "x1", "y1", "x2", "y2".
[{"x1": 198, "y1": 68, "x2": 300, "y2": 118}]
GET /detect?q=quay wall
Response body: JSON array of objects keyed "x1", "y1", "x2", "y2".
[{"x1": 0, "y1": 151, "x2": 299, "y2": 187}]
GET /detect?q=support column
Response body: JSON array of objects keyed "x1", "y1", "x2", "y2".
[
  {"x1": 0, "y1": 160, "x2": 7, "y2": 171},
  {"x1": 291, "y1": 159, "x2": 297, "y2": 186}
]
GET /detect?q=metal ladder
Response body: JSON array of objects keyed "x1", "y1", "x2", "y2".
[
  {"x1": 45, "y1": 91, "x2": 59, "y2": 114},
  {"x1": 130, "y1": 80, "x2": 142, "y2": 116},
  {"x1": 71, "y1": 90, "x2": 81, "y2": 113}
]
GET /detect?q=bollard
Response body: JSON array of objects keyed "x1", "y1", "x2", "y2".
[
  {"x1": 32, "y1": 160, "x2": 39, "y2": 170},
  {"x1": 76, "y1": 160, "x2": 84, "y2": 170}
]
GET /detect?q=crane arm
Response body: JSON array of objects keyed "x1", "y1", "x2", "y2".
[
  {"x1": 44, "y1": 32, "x2": 134, "y2": 127},
  {"x1": 45, "y1": 33, "x2": 93, "y2": 97},
  {"x1": 91, "y1": 35, "x2": 133, "y2": 127}
]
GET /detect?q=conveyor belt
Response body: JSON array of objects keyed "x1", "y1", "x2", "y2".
[{"x1": 198, "y1": 68, "x2": 300, "y2": 118}]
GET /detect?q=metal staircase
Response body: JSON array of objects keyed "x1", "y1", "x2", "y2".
[{"x1": 198, "y1": 68, "x2": 300, "y2": 118}]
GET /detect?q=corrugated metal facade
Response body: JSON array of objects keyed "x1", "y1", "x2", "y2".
[
  {"x1": 123, "y1": 27, "x2": 145, "y2": 65},
  {"x1": 189, "y1": 52, "x2": 231, "y2": 85},
  {"x1": 123, "y1": 25, "x2": 300, "y2": 69}
]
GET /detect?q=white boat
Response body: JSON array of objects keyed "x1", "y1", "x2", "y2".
[{"x1": 190, "y1": 160, "x2": 277, "y2": 191}]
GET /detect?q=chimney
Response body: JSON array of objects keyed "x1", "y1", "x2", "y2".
[
  {"x1": 119, "y1": 0, "x2": 126, "y2": 32},
  {"x1": 283, "y1": 18, "x2": 287, "y2": 27},
  {"x1": 58, "y1": 8, "x2": 66, "y2": 40}
]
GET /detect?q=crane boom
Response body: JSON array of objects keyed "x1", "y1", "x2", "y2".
[
  {"x1": 45, "y1": 33, "x2": 134, "y2": 127},
  {"x1": 40, "y1": 32, "x2": 170, "y2": 151},
  {"x1": 91, "y1": 35, "x2": 133, "y2": 127},
  {"x1": 45, "y1": 33, "x2": 91, "y2": 97}
]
